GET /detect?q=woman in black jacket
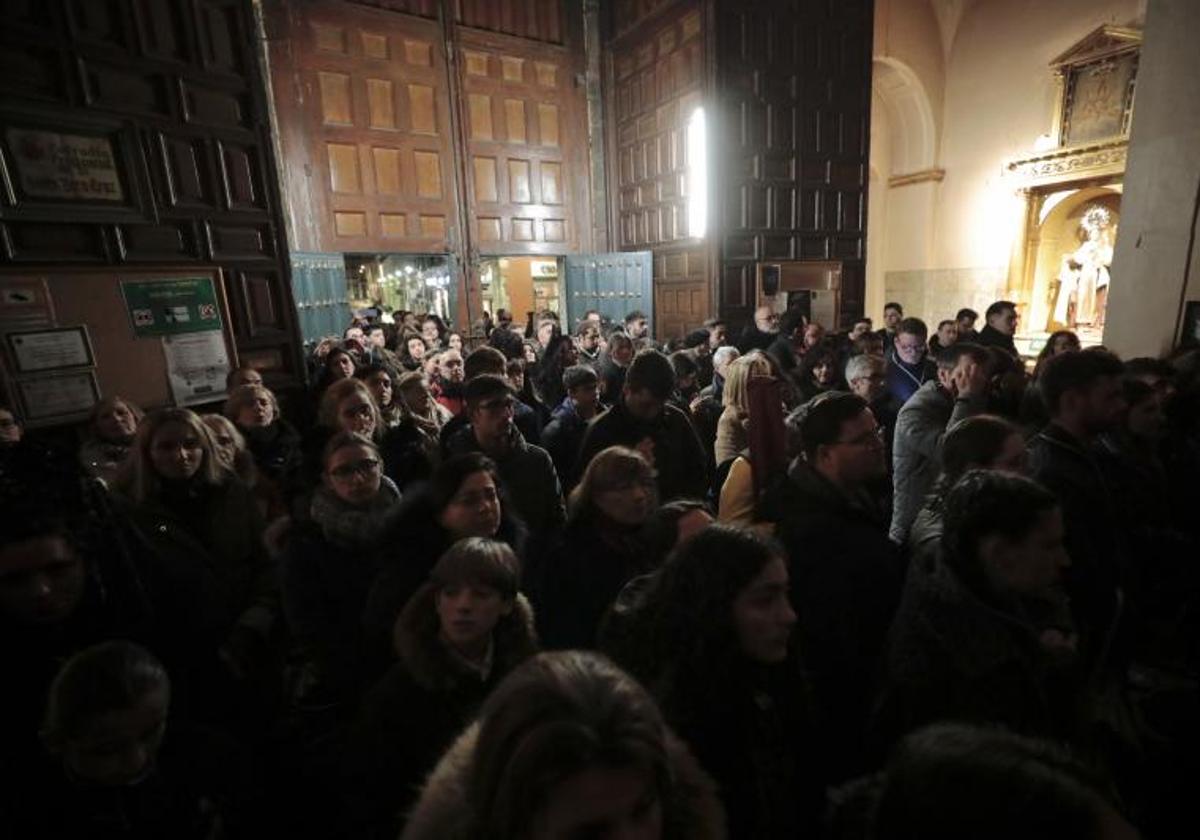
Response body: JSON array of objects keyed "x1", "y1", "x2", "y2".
[
  {"x1": 114, "y1": 407, "x2": 279, "y2": 731},
  {"x1": 224, "y1": 383, "x2": 304, "y2": 512},
  {"x1": 282, "y1": 432, "x2": 402, "y2": 709},
  {"x1": 363, "y1": 453, "x2": 526, "y2": 661},
  {"x1": 602, "y1": 524, "x2": 826, "y2": 839},
  {"x1": 535, "y1": 446, "x2": 658, "y2": 650},
  {"x1": 347, "y1": 538, "x2": 537, "y2": 837}
]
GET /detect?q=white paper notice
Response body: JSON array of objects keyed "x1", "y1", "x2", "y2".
[{"x1": 162, "y1": 331, "x2": 230, "y2": 405}]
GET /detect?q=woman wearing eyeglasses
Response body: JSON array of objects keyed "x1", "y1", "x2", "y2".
[
  {"x1": 282, "y1": 432, "x2": 402, "y2": 712},
  {"x1": 305, "y1": 378, "x2": 409, "y2": 494}
]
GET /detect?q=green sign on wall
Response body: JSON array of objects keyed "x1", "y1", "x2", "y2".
[{"x1": 121, "y1": 277, "x2": 222, "y2": 337}]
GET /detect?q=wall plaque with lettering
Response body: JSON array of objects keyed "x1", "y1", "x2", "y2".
[{"x1": 6, "y1": 128, "x2": 125, "y2": 201}]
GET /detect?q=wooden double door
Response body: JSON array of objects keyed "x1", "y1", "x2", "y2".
[{"x1": 264, "y1": 0, "x2": 595, "y2": 330}]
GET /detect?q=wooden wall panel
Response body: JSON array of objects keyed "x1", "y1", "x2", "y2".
[
  {"x1": 607, "y1": 0, "x2": 710, "y2": 338},
  {"x1": 715, "y1": 0, "x2": 872, "y2": 327},
  {"x1": 272, "y1": 1, "x2": 459, "y2": 254},
  {"x1": 455, "y1": 0, "x2": 565, "y2": 46},
  {"x1": 0, "y1": 0, "x2": 304, "y2": 388},
  {"x1": 457, "y1": 28, "x2": 589, "y2": 255}
]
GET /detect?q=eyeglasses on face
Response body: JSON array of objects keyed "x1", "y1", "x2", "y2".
[{"x1": 329, "y1": 457, "x2": 381, "y2": 480}]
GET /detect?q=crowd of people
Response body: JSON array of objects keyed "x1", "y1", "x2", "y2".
[{"x1": 2, "y1": 296, "x2": 1198, "y2": 838}]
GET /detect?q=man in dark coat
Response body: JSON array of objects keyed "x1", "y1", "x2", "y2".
[
  {"x1": 576, "y1": 349, "x2": 709, "y2": 502},
  {"x1": 1028, "y1": 348, "x2": 1127, "y2": 657},
  {"x1": 736, "y1": 305, "x2": 779, "y2": 353},
  {"x1": 875, "y1": 302, "x2": 904, "y2": 356},
  {"x1": 759, "y1": 392, "x2": 904, "y2": 780},
  {"x1": 976, "y1": 300, "x2": 1021, "y2": 357},
  {"x1": 439, "y1": 346, "x2": 540, "y2": 450},
  {"x1": 879, "y1": 471, "x2": 1081, "y2": 753},
  {"x1": 540, "y1": 365, "x2": 601, "y2": 494},
  {"x1": 445, "y1": 375, "x2": 565, "y2": 537}
]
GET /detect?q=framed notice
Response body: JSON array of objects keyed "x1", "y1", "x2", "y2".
[
  {"x1": 0, "y1": 106, "x2": 151, "y2": 222},
  {"x1": 5, "y1": 326, "x2": 94, "y2": 373},
  {"x1": 17, "y1": 370, "x2": 101, "y2": 424},
  {"x1": 121, "y1": 276, "x2": 225, "y2": 337}
]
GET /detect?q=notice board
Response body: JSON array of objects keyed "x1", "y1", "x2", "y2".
[{"x1": 0, "y1": 266, "x2": 238, "y2": 427}]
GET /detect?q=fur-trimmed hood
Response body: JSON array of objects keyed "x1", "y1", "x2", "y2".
[
  {"x1": 395, "y1": 587, "x2": 538, "y2": 693},
  {"x1": 401, "y1": 721, "x2": 727, "y2": 840}
]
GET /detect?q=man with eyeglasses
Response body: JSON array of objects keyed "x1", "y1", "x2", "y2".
[
  {"x1": 758, "y1": 391, "x2": 904, "y2": 781},
  {"x1": 444, "y1": 374, "x2": 565, "y2": 537},
  {"x1": 885, "y1": 317, "x2": 938, "y2": 409},
  {"x1": 889, "y1": 343, "x2": 991, "y2": 544}
]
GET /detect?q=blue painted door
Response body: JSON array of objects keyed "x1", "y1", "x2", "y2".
[
  {"x1": 290, "y1": 252, "x2": 351, "y2": 350},
  {"x1": 563, "y1": 252, "x2": 653, "y2": 335}
]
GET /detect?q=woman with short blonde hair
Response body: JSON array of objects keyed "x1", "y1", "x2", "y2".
[{"x1": 715, "y1": 351, "x2": 774, "y2": 466}]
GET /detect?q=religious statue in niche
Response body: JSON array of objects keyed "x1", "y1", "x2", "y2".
[{"x1": 1050, "y1": 205, "x2": 1114, "y2": 330}]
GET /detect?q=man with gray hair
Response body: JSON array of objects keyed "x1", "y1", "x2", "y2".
[
  {"x1": 690, "y1": 345, "x2": 740, "y2": 472},
  {"x1": 846, "y1": 352, "x2": 898, "y2": 471}
]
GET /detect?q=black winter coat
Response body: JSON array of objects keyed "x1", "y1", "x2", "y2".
[
  {"x1": 444, "y1": 425, "x2": 565, "y2": 536},
  {"x1": 661, "y1": 663, "x2": 826, "y2": 840},
  {"x1": 758, "y1": 460, "x2": 904, "y2": 780},
  {"x1": 345, "y1": 593, "x2": 538, "y2": 837},
  {"x1": 576, "y1": 401, "x2": 708, "y2": 502},
  {"x1": 540, "y1": 397, "x2": 589, "y2": 492},
  {"x1": 281, "y1": 520, "x2": 391, "y2": 703},
  {"x1": 1028, "y1": 424, "x2": 1123, "y2": 651},
  {"x1": 877, "y1": 563, "x2": 1080, "y2": 747},
  {"x1": 535, "y1": 513, "x2": 654, "y2": 650},
  {"x1": 362, "y1": 489, "x2": 527, "y2": 661}
]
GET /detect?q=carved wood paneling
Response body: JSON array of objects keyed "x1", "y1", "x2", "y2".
[
  {"x1": 274, "y1": 2, "x2": 458, "y2": 253},
  {"x1": 607, "y1": 0, "x2": 709, "y2": 337},
  {"x1": 455, "y1": 0, "x2": 565, "y2": 45},
  {"x1": 457, "y1": 28, "x2": 588, "y2": 254},
  {"x1": 715, "y1": 0, "x2": 873, "y2": 327},
  {"x1": 0, "y1": 0, "x2": 305, "y2": 385}
]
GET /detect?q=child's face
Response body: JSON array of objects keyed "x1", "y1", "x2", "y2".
[{"x1": 61, "y1": 687, "x2": 169, "y2": 786}]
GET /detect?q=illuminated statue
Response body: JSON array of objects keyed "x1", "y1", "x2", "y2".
[{"x1": 1051, "y1": 205, "x2": 1114, "y2": 328}]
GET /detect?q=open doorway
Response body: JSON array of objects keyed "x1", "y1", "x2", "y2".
[
  {"x1": 343, "y1": 253, "x2": 457, "y2": 325},
  {"x1": 479, "y1": 256, "x2": 562, "y2": 328}
]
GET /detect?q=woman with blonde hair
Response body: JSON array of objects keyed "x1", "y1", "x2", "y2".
[
  {"x1": 114, "y1": 408, "x2": 278, "y2": 727},
  {"x1": 715, "y1": 351, "x2": 775, "y2": 467},
  {"x1": 305, "y1": 377, "x2": 403, "y2": 488},
  {"x1": 224, "y1": 383, "x2": 303, "y2": 507},
  {"x1": 79, "y1": 395, "x2": 143, "y2": 485},
  {"x1": 201, "y1": 413, "x2": 287, "y2": 527},
  {"x1": 537, "y1": 446, "x2": 659, "y2": 649},
  {"x1": 385, "y1": 371, "x2": 453, "y2": 489}
]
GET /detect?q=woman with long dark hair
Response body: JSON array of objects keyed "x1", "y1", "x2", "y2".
[
  {"x1": 363, "y1": 453, "x2": 526, "y2": 660},
  {"x1": 602, "y1": 524, "x2": 824, "y2": 838}
]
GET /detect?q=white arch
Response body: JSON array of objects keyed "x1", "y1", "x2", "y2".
[{"x1": 872, "y1": 57, "x2": 937, "y2": 175}]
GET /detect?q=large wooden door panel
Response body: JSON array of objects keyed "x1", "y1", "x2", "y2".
[
  {"x1": 287, "y1": 2, "x2": 458, "y2": 253},
  {"x1": 457, "y1": 28, "x2": 588, "y2": 255}
]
